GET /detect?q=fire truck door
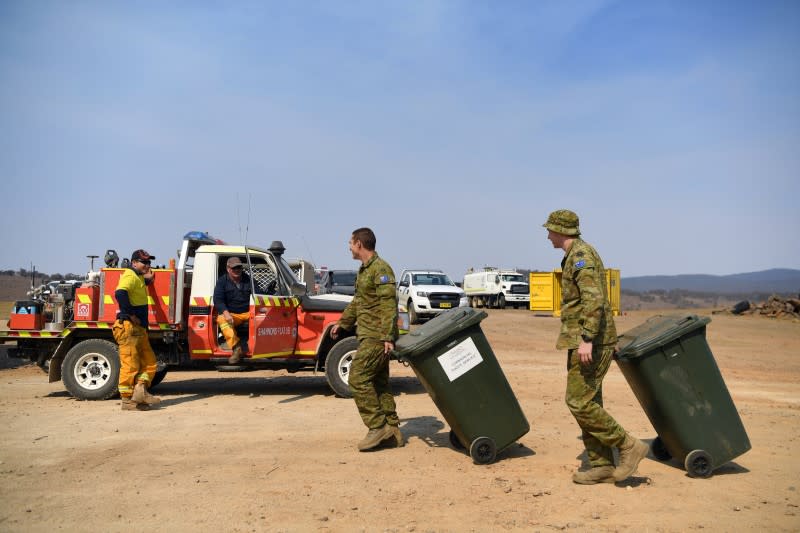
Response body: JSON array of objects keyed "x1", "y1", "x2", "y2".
[{"x1": 251, "y1": 295, "x2": 297, "y2": 358}]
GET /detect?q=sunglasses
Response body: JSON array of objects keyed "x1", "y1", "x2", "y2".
[
  {"x1": 230, "y1": 265, "x2": 244, "y2": 270},
  {"x1": 137, "y1": 259, "x2": 151, "y2": 265}
]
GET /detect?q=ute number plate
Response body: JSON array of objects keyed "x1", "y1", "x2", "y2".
[{"x1": 439, "y1": 302, "x2": 452, "y2": 308}]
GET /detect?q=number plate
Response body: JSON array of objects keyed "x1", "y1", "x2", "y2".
[{"x1": 439, "y1": 302, "x2": 452, "y2": 309}]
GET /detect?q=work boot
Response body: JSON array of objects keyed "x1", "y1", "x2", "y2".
[
  {"x1": 228, "y1": 345, "x2": 243, "y2": 365},
  {"x1": 383, "y1": 425, "x2": 405, "y2": 448},
  {"x1": 572, "y1": 466, "x2": 615, "y2": 485},
  {"x1": 357, "y1": 425, "x2": 394, "y2": 452},
  {"x1": 131, "y1": 382, "x2": 161, "y2": 406},
  {"x1": 614, "y1": 434, "x2": 649, "y2": 481},
  {"x1": 121, "y1": 398, "x2": 149, "y2": 411}
]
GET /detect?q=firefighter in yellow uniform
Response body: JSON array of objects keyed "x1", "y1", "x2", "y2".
[{"x1": 113, "y1": 249, "x2": 162, "y2": 411}]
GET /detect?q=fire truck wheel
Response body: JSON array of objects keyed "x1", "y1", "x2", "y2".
[
  {"x1": 62, "y1": 339, "x2": 121, "y2": 401},
  {"x1": 149, "y1": 363, "x2": 169, "y2": 389},
  {"x1": 325, "y1": 336, "x2": 358, "y2": 398}
]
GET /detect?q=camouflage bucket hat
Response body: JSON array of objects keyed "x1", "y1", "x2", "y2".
[{"x1": 543, "y1": 209, "x2": 580, "y2": 236}]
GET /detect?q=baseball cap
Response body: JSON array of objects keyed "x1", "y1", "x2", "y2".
[
  {"x1": 227, "y1": 257, "x2": 244, "y2": 268},
  {"x1": 131, "y1": 249, "x2": 156, "y2": 262}
]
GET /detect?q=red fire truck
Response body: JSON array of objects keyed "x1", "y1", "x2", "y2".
[{"x1": 0, "y1": 231, "x2": 408, "y2": 400}]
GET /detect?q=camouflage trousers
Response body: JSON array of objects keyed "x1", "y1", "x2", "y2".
[
  {"x1": 349, "y1": 338, "x2": 399, "y2": 430},
  {"x1": 565, "y1": 345, "x2": 627, "y2": 467}
]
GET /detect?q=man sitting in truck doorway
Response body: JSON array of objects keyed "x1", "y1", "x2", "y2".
[{"x1": 213, "y1": 256, "x2": 252, "y2": 364}]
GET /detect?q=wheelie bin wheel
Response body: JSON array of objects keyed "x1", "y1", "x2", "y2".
[
  {"x1": 449, "y1": 429, "x2": 466, "y2": 451},
  {"x1": 651, "y1": 436, "x2": 672, "y2": 461},
  {"x1": 685, "y1": 449, "x2": 713, "y2": 478},
  {"x1": 469, "y1": 437, "x2": 497, "y2": 465}
]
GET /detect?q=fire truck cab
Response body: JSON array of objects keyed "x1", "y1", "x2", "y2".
[{"x1": 1, "y1": 231, "x2": 403, "y2": 400}]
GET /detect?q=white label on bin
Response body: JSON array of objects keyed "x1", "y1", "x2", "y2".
[{"x1": 438, "y1": 337, "x2": 483, "y2": 382}]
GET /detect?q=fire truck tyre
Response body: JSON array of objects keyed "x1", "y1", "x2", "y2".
[
  {"x1": 407, "y1": 301, "x2": 418, "y2": 325},
  {"x1": 497, "y1": 294, "x2": 505, "y2": 309},
  {"x1": 62, "y1": 339, "x2": 121, "y2": 401},
  {"x1": 325, "y1": 336, "x2": 358, "y2": 398},
  {"x1": 149, "y1": 362, "x2": 169, "y2": 389}
]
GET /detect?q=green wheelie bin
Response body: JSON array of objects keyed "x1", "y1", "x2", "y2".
[
  {"x1": 616, "y1": 314, "x2": 751, "y2": 478},
  {"x1": 393, "y1": 307, "x2": 530, "y2": 464}
]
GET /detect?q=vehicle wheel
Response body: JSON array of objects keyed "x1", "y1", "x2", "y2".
[
  {"x1": 468, "y1": 296, "x2": 474, "y2": 308},
  {"x1": 449, "y1": 429, "x2": 466, "y2": 451},
  {"x1": 62, "y1": 339, "x2": 120, "y2": 400},
  {"x1": 684, "y1": 449, "x2": 713, "y2": 478},
  {"x1": 325, "y1": 336, "x2": 358, "y2": 398},
  {"x1": 149, "y1": 362, "x2": 169, "y2": 389},
  {"x1": 651, "y1": 436, "x2": 672, "y2": 461},
  {"x1": 497, "y1": 294, "x2": 505, "y2": 309},
  {"x1": 408, "y1": 300, "x2": 418, "y2": 325},
  {"x1": 469, "y1": 436, "x2": 497, "y2": 464}
]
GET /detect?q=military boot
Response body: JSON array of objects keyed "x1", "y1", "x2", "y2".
[
  {"x1": 228, "y1": 345, "x2": 243, "y2": 365},
  {"x1": 572, "y1": 466, "x2": 615, "y2": 485},
  {"x1": 613, "y1": 434, "x2": 649, "y2": 481},
  {"x1": 357, "y1": 425, "x2": 394, "y2": 451},
  {"x1": 383, "y1": 425, "x2": 405, "y2": 448},
  {"x1": 121, "y1": 398, "x2": 149, "y2": 411},
  {"x1": 131, "y1": 382, "x2": 161, "y2": 406}
]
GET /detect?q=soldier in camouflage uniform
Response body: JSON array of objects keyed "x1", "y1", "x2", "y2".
[
  {"x1": 331, "y1": 227, "x2": 404, "y2": 452},
  {"x1": 544, "y1": 210, "x2": 648, "y2": 484}
]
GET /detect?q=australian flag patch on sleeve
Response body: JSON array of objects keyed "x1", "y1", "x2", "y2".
[
  {"x1": 378, "y1": 274, "x2": 390, "y2": 284},
  {"x1": 575, "y1": 260, "x2": 586, "y2": 269}
]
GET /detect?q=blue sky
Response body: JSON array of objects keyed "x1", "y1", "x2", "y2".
[{"x1": 1, "y1": 1, "x2": 798, "y2": 279}]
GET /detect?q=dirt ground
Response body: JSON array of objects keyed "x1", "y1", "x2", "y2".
[{"x1": 0, "y1": 309, "x2": 798, "y2": 532}]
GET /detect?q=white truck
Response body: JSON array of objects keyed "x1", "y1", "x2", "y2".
[
  {"x1": 396, "y1": 269, "x2": 468, "y2": 324},
  {"x1": 463, "y1": 268, "x2": 530, "y2": 309}
]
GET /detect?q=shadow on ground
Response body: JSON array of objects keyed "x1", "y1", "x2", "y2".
[{"x1": 151, "y1": 373, "x2": 425, "y2": 401}]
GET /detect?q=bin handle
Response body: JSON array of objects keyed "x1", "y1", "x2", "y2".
[{"x1": 390, "y1": 349, "x2": 411, "y2": 367}]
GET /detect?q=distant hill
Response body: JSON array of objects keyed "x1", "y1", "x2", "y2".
[{"x1": 622, "y1": 268, "x2": 800, "y2": 295}]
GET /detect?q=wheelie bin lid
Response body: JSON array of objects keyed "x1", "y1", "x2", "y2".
[
  {"x1": 616, "y1": 314, "x2": 711, "y2": 360},
  {"x1": 393, "y1": 307, "x2": 488, "y2": 359}
]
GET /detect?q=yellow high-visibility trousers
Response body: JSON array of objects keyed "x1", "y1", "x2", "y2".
[
  {"x1": 112, "y1": 320, "x2": 157, "y2": 398},
  {"x1": 216, "y1": 312, "x2": 250, "y2": 350}
]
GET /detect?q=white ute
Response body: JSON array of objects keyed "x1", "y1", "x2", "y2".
[{"x1": 396, "y1": 269, "x2": 468, "y2": 324}]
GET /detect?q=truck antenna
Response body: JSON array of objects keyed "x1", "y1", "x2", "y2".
[
  {"x1": 242, "y1": 193, "x2": 257, "y2": 297},
  {"x1": 301, "y1": 235, "x2": 316, "y2": 266},
  {"x1": 236, "y1": 193, "x2": 244, "y2": 245}
]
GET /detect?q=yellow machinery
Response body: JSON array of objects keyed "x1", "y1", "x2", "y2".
[{"x1": 529, "y1": 269, "x2": 620, "y2": 316}]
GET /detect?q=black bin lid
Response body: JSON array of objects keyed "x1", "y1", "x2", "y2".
[
  {"x1": 616, "y1": 314, "x2": 711, "y2": 360},
  {"x1": 394, "y1": 307, "x2": 487, "y2": 359}
]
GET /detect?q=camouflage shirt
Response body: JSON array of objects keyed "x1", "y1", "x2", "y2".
[
  {"x1": 338, "y1": 253, "x2": 399, "y2": 342},
  {"x1": 557, "y1": 238, "x2": 617, "y2": 349}
]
